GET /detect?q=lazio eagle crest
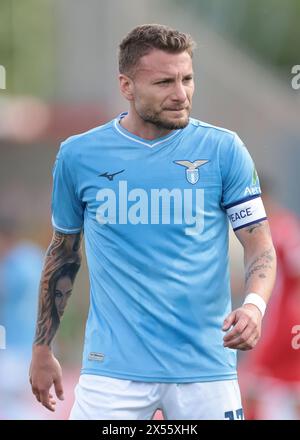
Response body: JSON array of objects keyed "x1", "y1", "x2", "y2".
[{"x1": 174, "y1": 159, "x2": 209, "y2": 184}]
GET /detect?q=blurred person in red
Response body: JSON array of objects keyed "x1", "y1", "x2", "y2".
[{"x1": 238, "y1": 178, "x2": 300, "y2": 420}]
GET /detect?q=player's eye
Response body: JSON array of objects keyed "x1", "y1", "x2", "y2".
[
  {"x1": 155, "y1": 79, "x2": 172, "y2": 85},
  {"x1": 55, "y1": 290, "x2": 63, "y2": 298}
]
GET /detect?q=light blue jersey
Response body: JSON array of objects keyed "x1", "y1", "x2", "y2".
[{"x1": 51, "y1": 113, "x2": 264, "y2": 382}]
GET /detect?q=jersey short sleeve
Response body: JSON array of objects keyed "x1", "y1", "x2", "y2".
[
  {"x1": 51, "y1": 143, "x2": 84, "y2": 234},
  {"x1": 221, "y1": 133, "x2": 267, "y2": 231}
]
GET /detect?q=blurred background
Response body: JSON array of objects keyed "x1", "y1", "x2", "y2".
[{"x1": 0, "y1": 0, "x2": 299, "y2": 420}]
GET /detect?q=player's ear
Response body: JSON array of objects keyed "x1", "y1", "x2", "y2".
[{"x1": 119, "y1": 74, "x2": 134, "y2": 101}]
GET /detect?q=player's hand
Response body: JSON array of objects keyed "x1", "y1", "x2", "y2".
[
  {"x1": 222, "y1": 303, "x2": 263, "y2": 350},
  {"x1": 29, "y1": 345, "x2": 64, "y2": 412}
]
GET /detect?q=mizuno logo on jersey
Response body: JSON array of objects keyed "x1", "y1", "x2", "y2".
[
  {"x1": 95, "y1": 180, "x2": 204, "y2": 235},
  {"x1": 99, "y1": 169, "x2": 125, "y2": 181}
]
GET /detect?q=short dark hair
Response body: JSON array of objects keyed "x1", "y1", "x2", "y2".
[{"x1": 119, "y1": 24, "x2": 196, "y2": 75}]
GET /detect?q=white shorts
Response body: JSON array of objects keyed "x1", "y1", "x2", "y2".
[{"x1": 69, "y1": 374, "x2": 244, "y2": 420}]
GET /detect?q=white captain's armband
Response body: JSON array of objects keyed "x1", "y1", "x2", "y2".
[{"x1": 226, "y1": 196, "x2": 267, "y2": 231}]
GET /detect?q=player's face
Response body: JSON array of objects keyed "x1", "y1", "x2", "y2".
[
  {"x1": 55, "y1": 276, "x2": 72, "y2": 317},
  {"x1": 127, "y1": 50, "x2": 194, "y2": 130}
]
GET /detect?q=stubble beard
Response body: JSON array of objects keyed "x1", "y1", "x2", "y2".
[{"x1": 138, "y1": 106, "x2": 191, "y2": 130}]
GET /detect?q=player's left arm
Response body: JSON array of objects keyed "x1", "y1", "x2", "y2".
[{"x1": 223, "y1": 219, "x2": 277, "y2": 350}]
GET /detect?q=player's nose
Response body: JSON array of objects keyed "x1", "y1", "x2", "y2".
[{"x1": 171, "y1": 82, "x2": 187, "y2": 102}]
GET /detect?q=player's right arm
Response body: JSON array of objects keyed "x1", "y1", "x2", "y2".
[{"x1": 29, "y1": 230, "x2": 82, "y2": 412}]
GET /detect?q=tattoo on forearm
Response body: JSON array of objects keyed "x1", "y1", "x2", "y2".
[
  {"x1": 245, "y1": 247, "x2": 275, "y2": 283},
  {"x1": 34, "y1": 231, "x2": 82, "y2": 346},
  {"x1": 246, "y1": 223, "x2": 263, "y2": 234}
]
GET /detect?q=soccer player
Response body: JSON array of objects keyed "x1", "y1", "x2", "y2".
[{"x1": 29, "y1": 24, "x2": 276, "y2": 420}]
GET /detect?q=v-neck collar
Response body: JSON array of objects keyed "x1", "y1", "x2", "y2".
[{"x1": 113, "y1": 112, "x2": 184, "y2": 148}]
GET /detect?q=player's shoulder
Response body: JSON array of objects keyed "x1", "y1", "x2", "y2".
[
  {"x1": 58, "y1": 119, "x2": 114, "y2": 157},
  {"x1": 189, "y1": 117, "x2": 242, "y2": 146}
]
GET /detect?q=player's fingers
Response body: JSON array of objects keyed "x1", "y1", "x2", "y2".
[
  {"x1": 222, "y1": 311, "x2": 236, "y2": 331},
  {"x1": 40, "y1": 389, "x2": 55, "y2": 412},
  {"x1": 49, "y1": 393, "x2": 57, "y2": 405},
  {"x1": 223, "y1": 316, "x2": 249, "y2": 342},
  {"x1": 224, "y1": 326, "x2": 257, "y2": 349},
  {"x1": 236, "y1": 334, "x2": 260, "y2": 351},
  {"x1": 54, "y1": 377, "x2": 65, "y2": 401},
  {"x1": 31, "y1": 386, "x2": 41, "y2": 402}
]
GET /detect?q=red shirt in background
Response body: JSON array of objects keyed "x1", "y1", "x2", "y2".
[{"x1": 242, "y1": 207, "x2": 300, "y2": 382}]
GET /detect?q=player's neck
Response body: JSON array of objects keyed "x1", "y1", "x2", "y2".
[{"x1": 119, "y1": 112, "x2": 174, "y2": 141}]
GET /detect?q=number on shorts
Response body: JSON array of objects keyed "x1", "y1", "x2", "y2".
[{"x1": 224, "y1": 408, "x2": 244, "y2": 420}]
